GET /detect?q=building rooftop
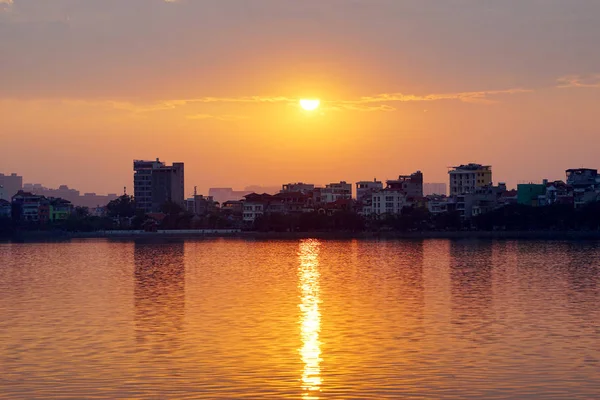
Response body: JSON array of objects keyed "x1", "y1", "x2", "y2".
[{"x1": 449, "y1": 163, "x2": 491, "y2": 171}]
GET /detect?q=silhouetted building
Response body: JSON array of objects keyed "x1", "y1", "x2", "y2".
[
  {"x1": 222, "y1": 200, "x2": 243, "y2": 215},
  {"x1": 208, "y1": 188, "x2": 252, "y2": 205},
  {"x1": 386, "y1": 171, "x2": 424, "y2": 198},
  {"x1": 566, "y1": 168, "x2": 598, "y2": 188},
  {"x1": 22, "y1": 183, "x2": 115, "y2": 208},
  {"x1": 151, "y1": 162, "x2": 185, "y2": 212},
  {"x1": 245, "y1": 185, "x2": 280, "y2": 195},
  {"x1": 134, "y1": 159, "x2": 184, "y2": 213},
  {"x1": 0, "y1": 173, "x2": 23, "y2": 200},
  {"x1": 134, "y1": 159, "x2": 165, "y2": 213}
]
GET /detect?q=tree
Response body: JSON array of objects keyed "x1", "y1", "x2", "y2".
[
  {"x1": 106, "y1": 195, "x2": 136, "y2": 218},
  {"x1": 160, "y1": 201, "x2": 186, "y2": 216}
]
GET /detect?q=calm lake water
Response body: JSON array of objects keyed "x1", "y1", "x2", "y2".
[{"x1": 0, "y1": 239, "x2": 598, "y2": 399}]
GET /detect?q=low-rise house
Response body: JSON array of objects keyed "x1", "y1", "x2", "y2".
[
  {"x1": 499, "y1": 190, "x2": 518, "y2": 206},
  {"x1": 320, "y1": 198, "x2": 354, "y2": 216},
  {"x1": 518, "y1": 183, "x2": 547, "y2": 206},
  {"x1": 0, "y1": 199, "x2": 11, "y2": 218},
  {"x1": 242, "y1": 193, "x2": 273, "y2": 223},
  {"x1": 49, "y1": 198, "x2": 73, "y2": 221},
  {"x1": 456, "y1": 183, "x2": 507, "y2": 218},
  {"x1": 322, "y1": 181, "x2": 352, "y2": 204},
  {"x1": 186, "y1": 195, "x2": 218, "y2": 215},
  {"x1": 271, "y1": 192, "x2": 308, "y2": 214},
  {"x1": 426, "y1": 195, "x2": 449, "y2": 215},
  {"x1": 11, "y1": 191, "x2": 50, "y2": 222},
  {"x1": 544, "y1": 181, "x2": 573, "y2": 206},
  {"x1": 222, "y1": 200, "x2": 243, "y2": 215}
]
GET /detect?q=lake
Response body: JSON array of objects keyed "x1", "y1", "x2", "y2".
[{"x1": 0, "y1": 239, "x2": 598, "y2": 399}]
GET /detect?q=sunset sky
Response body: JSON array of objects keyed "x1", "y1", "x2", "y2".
[{"x1": 1, "y1": 0, "x2": 600, "y2": 195}]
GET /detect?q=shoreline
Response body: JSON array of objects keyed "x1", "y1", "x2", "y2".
[{"x1": 5, "y1": 229, "x2": 600, "y2": 242}]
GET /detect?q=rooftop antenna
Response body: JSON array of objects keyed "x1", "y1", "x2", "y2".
[
  {"x1": 124, "y1": 186, "x2": 127, "y2": 196},
  {"x1": 194, "y1": 186, "x2": 197, "y2": 197}
]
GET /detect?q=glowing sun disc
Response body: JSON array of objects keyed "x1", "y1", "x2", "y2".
[{"x1": 300, "y1": 99, "x2": 320, "y2": 111}]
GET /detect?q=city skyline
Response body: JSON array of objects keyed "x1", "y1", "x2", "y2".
[{"x1": 2, "y1": 1, "x2": 600, "y2": 194}]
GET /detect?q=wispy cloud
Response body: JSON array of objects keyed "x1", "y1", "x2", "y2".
[
  {"x1": 330, "y1": 88, "x2": 531, "y2": 111},
  {"x1": 87, "y1": 87, "x2": 529, "y2": 115},
  {"x1": 557, "y1": 74, "x2": 600, "y2": 89},
  {"x1": 186, "y1": 113, "x2": 247, "y2": 121}
]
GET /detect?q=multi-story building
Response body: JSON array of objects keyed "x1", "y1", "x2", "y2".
[
  {"x1": 134, "y1": 159, "x2": 165, "y2": 213},
  {"x1": 565, "y1": 169, "x2": 600, "y2": 208},
  {"x1": 151, "y1": 162, "x2": 185, "y2": 212},
  {"x1": 423, "y1": 183, "x2": 447, "y2": 196},
  {"x1": 371, "y1": 190, "x2": 408, "y2": 216},
  {"x1": 386, "y1": 171, "x2": 424, "y2": 198},
  {"x1": 0, "y1": 173, "x2": 23, "y2": 200},
  {"x1": 134, "y1": 159, "x2": 184, "y2": 213},
  {"x1": 355, "y1": 179, "x2": 383, "y2": 202},
  {"x1": 0, "y1": 186, "x2": 5, "y2": 202},
  {"x1": 449, "y1": 164, "x2": 492, "y2": 196},
  {"x1": 566, "y1": 168, "x2": 598, "y2": 188},
  {"x1": 185, "y1": 195, "x2": 218, "y2": 215},
  {"x1": 281, "y1": 182, "x2": 315, "y2": 194},
  {"x1": 322, "y1": 181, "x2": 352, "y2": 204}
]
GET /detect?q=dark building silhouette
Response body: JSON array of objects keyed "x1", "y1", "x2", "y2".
[
  {"x1": 134, "y1": 159, "x2": 185, "y2": 213},
  {"x1": 0, "y1": 173, "x2": 23, "y2": 200}
]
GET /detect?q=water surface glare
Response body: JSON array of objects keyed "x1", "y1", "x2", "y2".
[{"x1": 0, "y1": 239, "x2": 599, "y2": 399}]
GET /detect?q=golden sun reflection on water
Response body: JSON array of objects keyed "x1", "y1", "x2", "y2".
[{"x1": 298, "y1": 239, "x2": 322, "y2": 399}]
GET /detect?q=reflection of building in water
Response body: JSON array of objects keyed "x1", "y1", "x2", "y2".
[
  {"x1": 565, "y1": 243, "x2": 599, "y2": 320},
  {"x1": 396, "y1": 240, "x2": 425, "y2": 324},
  {"x1": 449, "y1": 241, "x2": 493, "y2": 328},
  {"x1": 134, "y1": 241, "x2": 186, "y2": 348},
  {"x1": 298, "y1": 239, "x2": 322, "y2": 399}
]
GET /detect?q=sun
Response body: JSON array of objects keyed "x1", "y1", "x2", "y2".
[{"x1": 300, "y1": 99, "x2": 320, "y2": 111}]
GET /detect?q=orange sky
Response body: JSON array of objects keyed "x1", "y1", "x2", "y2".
[{"x1": 1, "y1": 0, "x2": 600, "y2": 195}]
